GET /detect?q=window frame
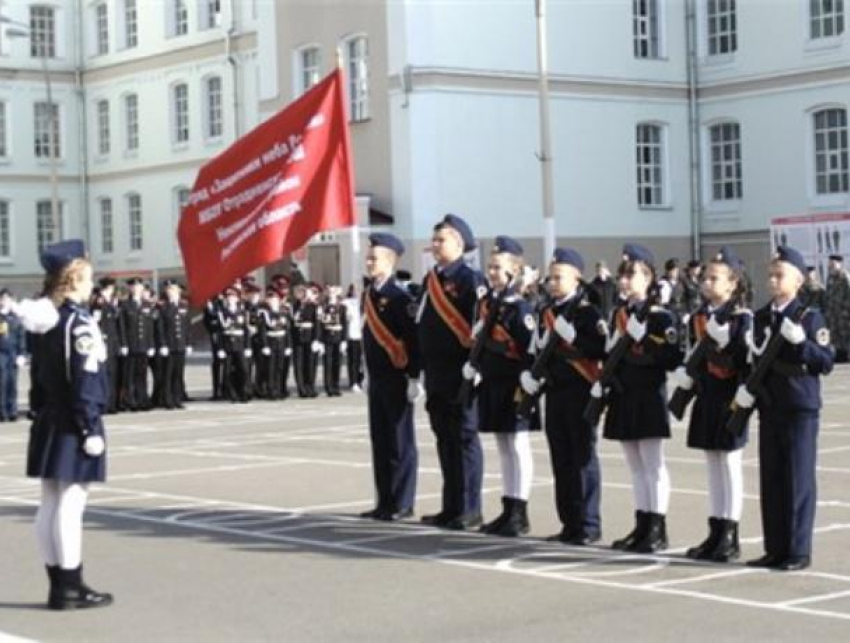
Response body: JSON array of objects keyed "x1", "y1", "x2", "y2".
[
  {"x1": 294, "y1": 44, "x2": 322, "y2": 96},
  {"x1": 810, "y1": 106, "x2": 849, "y2": 200},
  {"x1": 0, "y1": 100, "x2": 7, "y2": 159},
  {"x1": 705, "y1": 0, "x2": 737, "y2": 58},
  {"x1": 100, "y1": 196, "x2": 114, "y2": 255},
  {"x1": 0, "y1": 199, "x2": 11, "y2": 260},
  {"x1": 127, "y1": 192, "x2": 143, "y2": 252},
  {"x1": 35, "y1": 199, "x2": 64, "y2": 253},
  {"x1": 96, "y1": 99, "x2": 110, "y2": 156},
  {"x1": 123, "y1": 92, "x2": 139, "y2": 153},
  {"x1": 342, "y1": 34, "x2": 370, "y2": 123},
  {"x1": 203, "y1": 75, "x2": 224, "y2": 140},
  {"x1": 123, "y1": 0, "x2": 138, "y2": 49},
  {"x1": 635, "y1": 121, "x2": 670, "y2": 209},
  {"x1": 633, "y1": 0, "x2": 665, "y2": 60},
  {"x1": 171, "y1": 82, "x2": 190, "y2": 145},
  {"x1": 94, "y1": 1, "x2": 109, "y2": 56},
  {"x1": 706, "y1": 120, "x2": 743, "y2": 206},
  {"x1": 29, "y1": 5, "x2": 57, "y2": 59},
  {"x1": 809, "y1": 0, "x2": 845, "y2": 41},
  {"x1": 33, "y1": 100, "x2": 61, "y2": 160}
]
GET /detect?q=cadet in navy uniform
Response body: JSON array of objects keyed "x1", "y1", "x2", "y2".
[
  {"x1": 737, "y1": 246, "x2": 833, "y2": 571},
  {"x1": 594, "y1": 244, "x2": 683, "y2": 553},
  {"x1": 119, "y1": 277, "x2": 154, "y2": 411},
  {"x1": 293, "y1": 285, "x2": 322, "y2": 398},
  {"x1": 23, "y1": 239, "x2": 113, "y2": 610},
  {"x1": 243, "y1": 285, "x2": 262, "y2": 398},
  {"x1": 218, "y1": 287, "x2": 250, "y2": 402},
  {"x1": 156, "y1": 280, "x2": 192, "y2": 409},
  {"x1": 418, "y1": 214, "x2": 486, "y2": 530},
  {"x1": 465, "y1": 237, "x2": 537, "y2": 537},
  {"x1": 90, "y1": 278, "x2": 122, "y2": 414},
  {"x1": 256, "y1": 287, "x2": 293, "y2": 399},
  {"x1": 203, "y1": 294, "x2": 225, "y2": 400},
  {"x1": 0, "y1": 289, "x2": 26, "y2": 422},
  {"x1": 359, "y1": 233, "x2": 422, "y2": 521},
  {"x1": 669, "y1": 246, "x2": 751, "y2": 562},
  {"x1": 522, "y1": 248, "x2": 606, "y2": 545},
  {"x1": 320, "y1": 287, "x2": 347, "y2": 396}
]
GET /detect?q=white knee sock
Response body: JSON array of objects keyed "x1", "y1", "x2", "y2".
[
  {"x1": 720, "y1": 449, "x2": 744, "y2": 521},
  {"x1": 621, "y1": 441, "x2": 650, "y2": 511},
  {"x1": 705, "y1": 451, "x2": 725, "y2": 518},
  {"x1": 638, "y1": 439, "x2": 670, "y2": 514},
  {"x1": 53, "y1": 482, "x2": 89, "y2": 570},
  {"x1": 495, "y1": 433, "x2": 533, "y2": 500},
  {"x1": 35, "y1": 480, "x2": 61, "y2": 566}
]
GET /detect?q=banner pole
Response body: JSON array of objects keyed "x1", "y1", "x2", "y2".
[
  {"x1": 535, "y1": 0, "x2": 556, "y2": 263},
  {"x1": 338, "y1": 47, "x2": 362, "y2": 293}
]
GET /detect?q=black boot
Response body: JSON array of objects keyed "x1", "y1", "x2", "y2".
[
  {"x1": 632, "y1": 512, "x2": 668, "y2": 553},
  {"x1": 612, "y1": 510, "x2": 648, "y2": 551},
  {"x1": 709, "y1": 519, "x2": 740, "y2": 563},
  {"x1": 48, "y1": 566, "x2": 114, "y2": 611},
  {"x1": 686, "y1": 517, "x2": 722, "y2": 560},
  {"x1": 493, "y1": 498, "x2": 530, "y2": 537},
  {"x1": 480, "y1": 497, "x2": 512, "y2": 535},
  {"x1": 45, "y1": 564, "x2": 59, "y2": 595}
]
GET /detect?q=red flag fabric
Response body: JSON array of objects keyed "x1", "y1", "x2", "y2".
[{"x1": 178, "y1": 69, "x2": 355, "y2": 305}]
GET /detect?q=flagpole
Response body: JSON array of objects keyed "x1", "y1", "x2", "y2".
[
  {"x1": 535, "y1": 0, "x2": 556, "y2": 263},
  {"x1": 338, "y1": 48, "x2": 361, "y2": 293}
]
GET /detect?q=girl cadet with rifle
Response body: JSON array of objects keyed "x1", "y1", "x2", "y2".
[
  {"x1": 591, "y1": 243, "x2": 683, "y2": 553},
  {"x1": 463, "y1": 236, "x2": 538, "y2": 537},
  {"x1": 668, "y1": 246, "x2": 751, "y2": 563},
  {"x1": 520, "y1": 247, "x2": 606, "y2": 545},
  {"x1": 736, "y1": 246, "x2": 833, "y2": 572}
]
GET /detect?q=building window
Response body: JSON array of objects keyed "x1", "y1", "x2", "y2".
[
  {"x1": 204, "y1": 76, "x2": 223, "y2": 139},
  {"x1": 707, "y1": 0, "x2": 737, "y2": 56},
  {"x1": 95, "y1": 2, "x2": 109, "y2": 55},
  {"x1": 172, "y1": 0, "x2": 189, "y2": 37},
  {"x1": 201, "y1": 0, "x2": 222, "y2": 29},
  {"x1": 100, "y1": 198, "x2": 114, "y2": 254},
  {"x1": 346, "y1": 36, "x2": 369, "y2": 122},
  {"x1": 128, "y1": 193, "x2": 143, "y2": 251},
  {"x1": 636, "y1": 123, "x2": 666, "y2": 207},
  {"x1": 124, "y1": 0, "x2": 138, "y2": 48},
  {"x1": 34, "y1": 102, "x2": 60, "y2": 159},
  {"x1": 30, "y1": 5, "x2": 56, "y2": 58},
  {"x1": 97, "y1": 100, "x2": 110, "y2": 155},
  {"x1": 172, "y1": 83, "x2": 189, "y2": 143},
  {"x1": 0, "y1": 201, "x2": 9, "y2": 258},
  {"x1": 36, "y1": 200, "x2": 63, "y2": 252},
  {"x1": 814, "y1": 107, "x2": 849, "y2": 194},
  {"x1": 124, "y1": 93, "x2": 138, "y2": 151},
  {"x1": 298, "y1": 46, "x2": 322, "y2": 95},
  {"x1": 0, "y1": 102, "x2": 7, "y2": 158},
  {"x1": 633, "y1": 0, "x2": 661, "y2": 59},
  {"x1": 709, "y1": 122, "x2": 742, "y2": 201},
  {"x1": 811, "y1": 0, "x2": 845, "y2": 38}
]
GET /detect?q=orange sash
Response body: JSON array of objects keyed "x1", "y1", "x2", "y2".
[
  {"x1": 614, "y1": 306, "x2": 645, "y2": 357},
  {"x1": 543, "y1": 309, "x2": 601, "y2": 383},
  {"x1": 426, "y1": 270, "x2": 473, "y2": 348},
  {"x1": 364, "y1": 290, "x2": 408, "y2": 369},
  {"x1": 693, "y1": 312, "x2": 736, "y2": 380},
  {"x1": 480, "y1": 300, "x2": 520, "y2": 360}
]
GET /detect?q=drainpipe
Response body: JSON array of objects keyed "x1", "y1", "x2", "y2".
[
  {"x1": 225, "y1": 0, "x2": 240, "y2": 139},
  {"x1": 685, "y1": 0, "x2": 702, "y2": 260},
  {"x1": 75, "y1": 0, "x2": 89, "y2": 250}
]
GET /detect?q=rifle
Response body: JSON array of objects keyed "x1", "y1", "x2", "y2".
[
  {"x1": 515, "y1": 287, "x2": 586, "y2": 419},
  {"x1": 582, "y1": 297, "x2": 654, "y2": 427},
  {"x1": 456, "y1": 275, "x2": 513, "y2": 407},
  {"x1": 667, "y1": 302, "x2": 734, "y2": 420},
  {"x1": 725, "y1": 298, "x2": 810, "y2": 437}
]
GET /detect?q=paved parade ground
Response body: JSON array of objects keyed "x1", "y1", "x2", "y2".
[{"x1": 2, "y1": 362, "x2": 850, "y2": 642}]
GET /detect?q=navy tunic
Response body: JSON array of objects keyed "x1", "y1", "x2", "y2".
[
  {"x1": 685, "y1": 304, "x2": 752, "y2": 451},
  {"x1": 27, "y1": 300, "x2": 108, "y2": 483}
]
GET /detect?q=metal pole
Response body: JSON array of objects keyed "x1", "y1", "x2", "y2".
[
  {"x1": 42, "y1": 47, "x2": 61, "y2": 240},
  {"x1": 338, "y1": 47, "x2": 361, "y2": 292},
  {"x1": 535, "y1": 0, "x2": 556, "y2": 263},
  {"x1": 685, "y1": 0, "x2": 702, "y2": 260}
]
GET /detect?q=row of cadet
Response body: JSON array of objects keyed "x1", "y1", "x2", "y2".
[{"x1": 355, "y1": 214, "x2": 833, "y2": 574}]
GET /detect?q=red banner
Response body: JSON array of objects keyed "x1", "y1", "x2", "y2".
[{"x1": 178, "y1": 69, "x2": 356, "y2": 305}]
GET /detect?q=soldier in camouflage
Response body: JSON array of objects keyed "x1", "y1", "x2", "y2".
[{"x1": 825, "y1": 254, "x2": 850, "y2": 363}]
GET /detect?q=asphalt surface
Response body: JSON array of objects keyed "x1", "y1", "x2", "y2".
[{"x1": 2, "y1": 362, "x2": 850, "y2": 642}]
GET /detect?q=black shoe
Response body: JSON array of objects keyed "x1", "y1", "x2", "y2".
[
  {"x1": 776, "y1": 556, "x2": 811, "y2": 571},
  {"x1": 377, "y1": 508, "x2": 414, "y2": 522},
  {"x1": 546, "y1": 529, "x2": 571, "y2": 543},
  {"x1": 491, "y1": 499, "x2": 529, "y2": 537},
  {"x1": 48, "y1": 566, "x2": 113, "y2": 611},
  {"x1": 566, "y1": 530, "x2": 602, "y2": 546},
  {"x1": 631, "y1": 512, "x2": 668, "y2": 553},
  {"x1": 421, "y1": 511, "x2": 453, "y2": 527},
  {"x1": 686, "y1": 517, "x2": 722, "y2": 560},
  {"x1": 746, "y1": 553, "x2": 783, "y2": 568},
  {"x1": 444, "y1": 513, "x2": 484, "y2": 531},
  {"x1": 8, "y1": 414, "x2": 18, "y2": 422},
  {"x1": 709, "y1": 519, "x2": 740, "y2": 563},
  {"x1": 612, "y1": 510, "x2": 649, "y2": 550},
  {"x1": 359, "y1": 507, "x2": 384, "y2": 519},
  {"x1": 480, "y1": 497, "x2": 511, "y2": 534}
]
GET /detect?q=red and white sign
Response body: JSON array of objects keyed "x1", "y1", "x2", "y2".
[
  {"x1": 770, "y1": 211, "x2": 850, "y2": 283},
  {"x1": 178, "y1": 69, "x2": 355, "y2": 305}
]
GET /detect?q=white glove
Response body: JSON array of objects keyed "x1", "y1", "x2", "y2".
[
  {"x1": 186, "y1": 346, "x2": 193, "y2": 355},
  {"x1": 520, "y1": 371, "x2": 541, "y2": 396},
  {"x1": 734, "y1": 385, "x2": 755, "y2": 409},
  {"x1": 553, "y1": 317, "x2": 577, "y2": 344},
  {"x1": 406, "y1": 378, "x2": 424, "y2": 403},
  {"x1": 284, "y1": 348, "x2": 293, "y2": 357},
  {"x1": 461, "y1": 361, "x2": 478, "y2": 381},
  {"x1": 311, "y1": 340, "x2": 322, "y2": 353},
  {"x1": 706, "y1": 316, "x2": 730, "y2": 349},
  {"x1": 626, "y1": 314, "x2": 646, "y2": 342},
  {"x1": 670, "y1": 366, "x2": 693, "y2": 391},
  {"x1": 120, "y1": 346, "x2": 129, "y2": 356},
  {"x1": 780, "y1": 317, "x2": 806, "y2": 345},
  {"x1": 471, "y1": 318, "x2": 485, "y2": 340},
  {"x1": 536, "y1": 328, "x2": 551, "y2": 351},
  {"x1": 262, "y1": 347, "x2": 272, "y2": 356},
  {"x1": 216, "y1": 349, "x2": 226, "y2": 359},
  {"x1": 605, "y1": 329, "x2": 622, "y2": 353},
  {"x1": 682, "y1": 313, "x2": 691, "y2": 326},
  {"x1": 146, "y1": 348, "x2": 155, "y2": 357},
  {"x1": 159, "y1": 347, "x2": 170, "y2": 357},
  {"x1": 16, "y1": 355, "x2": 27, "y2": 368},
  {"x1": 590, "y1": 381, "x2": 604, "y2": 399},
  {"x1": 340, "y1": 341, "x2": 348, "y2": 355},
  {"x1": 82, "y1": 435, "x2": 105, "y2": 457},
  {"x1": 244, "y1": 349, "x2": 253, "y2": 358}
]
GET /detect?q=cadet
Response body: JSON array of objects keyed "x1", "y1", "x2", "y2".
[
  {"x1": 418, "y1": 214, "x2": 486, "y2": 530},
  {"x1": 23, "y1": 239, "x2": 113, "y2": 609},
  {"x1": 738, "y1": 246, "x2": 833, "y2": 571},
  {"x1": 465, "y1": 237, "x2": 537, "y2": 537},
  {"x1": 119, "y1": 277, "x2": 155, "y2": 411},
  {"x1": 218, "y1": 287, "x2": 250, "y2": 402},
  {"x1": 292, "y1": 284, "x2": 321, "y2": 398},
  {"x1": 670, "y1": 247, "x2": 751, "y2": 562},
  {"x1": 256, "y1": 287, "x2": 293, "y2": 399},
  {"x1": 825, "y1": 254, "x2": 850, "y2": 363},
  {"x1": 594, "y1": 244, "x2": 683, "y2": 553},
  {"x1": 522, "y1": 248, "x2": 605, "y2": 545},
  {"x1": 156, "y1": 280, "x2": 192, "y2": 409},
  {"x1": 203, "y1": 294, "x2": 225, "y2": 400},
  {"x1": 90, "y1": 278, "x2": 122, "y2": 414},
  {"x1": 320, "y1": 286, "x2": 347, "y2": 396},
  {"x1": 0, "y1": 289, "x2": 26, "y2": 422},
  {"x1": 243, "y1": 284, "x2": 263, "y2": 398},
  {"x1": 359, "y1": 233, "x2": 422, "y2": 521},
  {"x1": 342, "y1": 284, "x2": 364, "y2": 391}
]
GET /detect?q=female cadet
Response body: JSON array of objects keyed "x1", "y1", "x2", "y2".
[
  {"x1": 463, "y1": 236, "x2": 538, "y2": 537},
  {"x1": 593, "y1": 244, "x2": 683, "y2": 553},
  {"x1": 670, "y1": 247, "x2": 751, "y2": 562},
  {"x1": 23, "y1": 239, "x2": 113, "y2": 610}
]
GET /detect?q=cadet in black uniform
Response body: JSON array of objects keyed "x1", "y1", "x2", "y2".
[
  {"x1": 156, "y1": 280, "x2": 191, "y2": 409},
  {"x1": 203, "y1": 294, "x2": 224, "y2": 400},
  {"x1": 359, "y1": 233, "x2": 422, "y2": 521},
  {"x1": 594, "y1": 244, "x2": 683, "y2": 553},
  {"x1": 23, "y1": 239, "x2": 113, "y2": 610},
  {"x1": 119, "y1": 277, "x2": 154, "y2": 411},
  {"x1": 739, "y1": 246, "x2": 833, "y2": 571},
  {"x1": 320, "y1": 286, "x2": 347, "y2": 396},
  {"x1": 293, "y1": 284, "x2": 321, "y2": 398},
  {"x1": 256, "y1": 287, "x2": 293, "y2": 399},
  {"x1": 418, "y1": 214, "x2": 486, "y2": 530},
  {"x1": 218, "y1": 287, "x2": 250, "y2": 402},
  {"x1": 243, "y1": 285, "x2": 262, "y2": 399},
  {"x1": 522, "y1": 248, "x2": 606, "y2": 545},
  {"x1": 670, "y1": 247, "x2": 751, "y2": 562},
  {"x1": 466, "y1": 237, "x2": 537, "y2": 537},
  {"x1": 90, "y1": 278, "x2": 122, "y2": 414}
]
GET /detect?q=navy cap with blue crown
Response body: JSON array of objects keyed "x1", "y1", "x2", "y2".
[
  {"x1": 440, "y1": 213, "x2": 476, "y2": 252},
  {"x1": 622, "y1": 243, "x2": 654, "y2": 267},
  {"x1": 713, "y1": 245, "x2": 744, "y2": 272},
  {"x1": 552, "y1": 247, "x2": 585, "y2": 272},
  {"x1": 493, "y1": 235, "x2": 523, "y2": 256},
  {"x1": 369, "y1": 232, "x2": 405, "y2": 256},
  {"x1": 774, "y1": 245, "x2": 807, "y2": 276},
  {"x1": 40, "y1": 239, "x2": 86, "y2": 274}
]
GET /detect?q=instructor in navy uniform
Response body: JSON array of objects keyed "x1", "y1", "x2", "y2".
[
  {"x1": 360, "y1": 233, "x2": 422, "y2": 521},
  {"x1": 418, "y1": 214, "x2": 486, "y2": 530}
]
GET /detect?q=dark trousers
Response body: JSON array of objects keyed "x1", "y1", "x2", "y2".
[
  {"x1": 223, "y1": 351, "x2": 248, "y2": 401},
  {"x1": 759, "y1": 410, "x2": 819, "y2": 559},
  {"x1": 347, "y1": 340, "x2": 363, "y2": 387},
  {"x1": 262, "y1": 341, "x2": 290, "y2": 398},
  {"x1": 293, "y1": 344, "x2": 316, "y2": 396},
  {"x1": 105, "y1": 352, "x2": 120, "y2": 412},
  {"x1": 210, "y1": 336, "x2": 223, "y2": 399},
  {"x1": 425, "y1": 387, "x2": 483, "y2": 517},
  {"x1": 545, "y1": 386, "x2": 602, "y2": 536},
  {"x1": 368, "y1": 375, "x2": 417, "y2": 512},
  {"x1": 0, "y1": 355, "x2": 17, "y2": 418},
  {"x1": 151, "y1": 355, "x2": 166, "y2": 407},
  {"x1": 124, "y1": 353, "x2": 149, "y2": 410},
  {"x1": 324, "y1": 343, "x2": 342, "y2": 394},
  {"x1": 162, "y1": 352, "x2": 186, "y2": 408}
]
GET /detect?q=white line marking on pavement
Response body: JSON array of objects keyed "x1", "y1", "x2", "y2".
[
  {"x1": 643, "y1": 568, "x2": 760, "y2": 588},
  {"x1": 777, "y1": 589, "x2": 850, "y2": 608}
]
